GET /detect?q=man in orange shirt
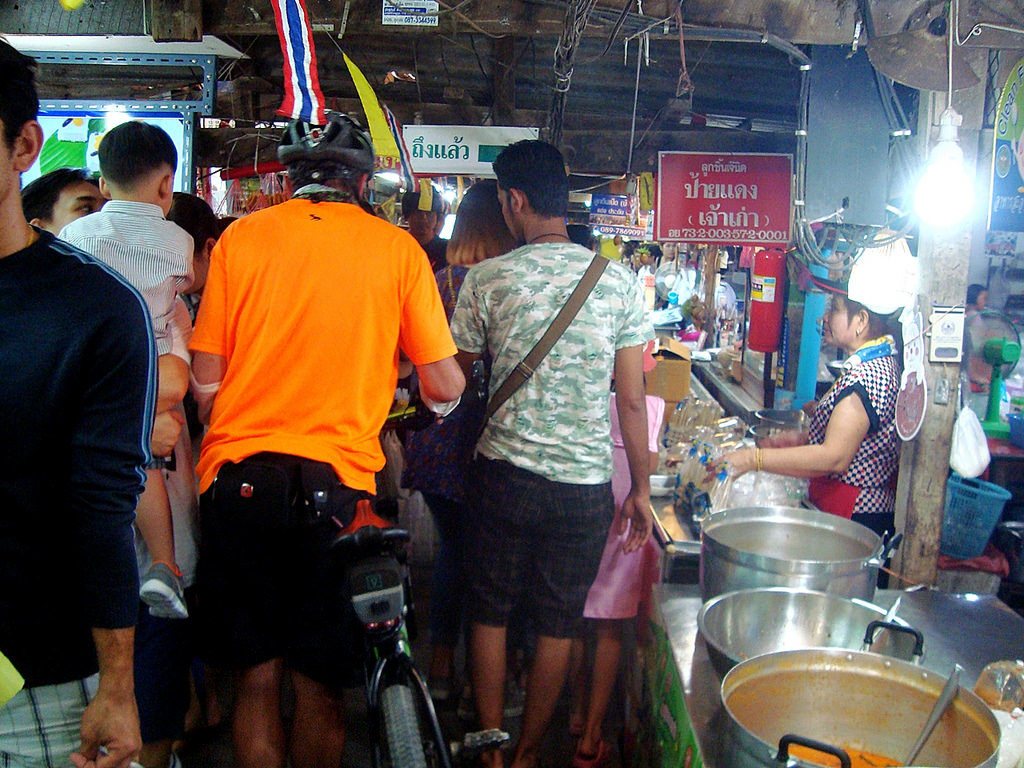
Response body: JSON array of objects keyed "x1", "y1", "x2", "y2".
[{"x1": 189, "y1": 114, "x2": 464, "y2": 768}]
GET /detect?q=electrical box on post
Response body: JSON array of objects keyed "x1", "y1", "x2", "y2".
[{"x1": 929, "y1": 305, "x2": 965, "y2": 363}]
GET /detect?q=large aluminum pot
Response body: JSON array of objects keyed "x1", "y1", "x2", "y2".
[
  {"x1": 700, "y1": 506, "x2": 900, "y2": 602},
  {"x1": 721, "y1": 649, "x2": 1000, "y2": 768},
  {"x1": 697, "y1": 588, "x2": 923, "y2": 676}
]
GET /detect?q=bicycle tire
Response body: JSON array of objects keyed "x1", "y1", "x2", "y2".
[{"x1": 381, "y1": 683, "x2": 429, "y2": 768}]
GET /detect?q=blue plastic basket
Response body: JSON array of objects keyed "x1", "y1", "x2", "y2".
[
  {"x1": 940, "y1": 473, "x2": 1013, "y2": 560},
  {"x1": 1010, "y1": 413, "x2": 1024, "y2": 449}
]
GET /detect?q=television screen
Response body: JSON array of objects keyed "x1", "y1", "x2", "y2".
[{"x1": 22, "y1": 111, "x2": 189, "y2": 191}]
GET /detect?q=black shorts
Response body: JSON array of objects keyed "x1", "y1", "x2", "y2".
[
  {"x1": 196, "y1": 453, "x2": 365, "y2": 688},
  {"x1": 464, "y1": 457, "x2": 613, "y2": 638}
]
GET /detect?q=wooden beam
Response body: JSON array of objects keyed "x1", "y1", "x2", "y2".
[
  {"x1": 149, "y1": 0, "x2": 202, "y2": 42},
  {"x1": 3, "y1": 0, "x2": 1023, "y2": 46},
  {"x1": 892, "y1": 80, "x2": 986, "y2": 586}
]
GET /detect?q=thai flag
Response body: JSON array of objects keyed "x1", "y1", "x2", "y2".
[
  {"x1": 382, "y1": 103, "x2": 416, "y2": 187},
  {"x1": 270, "y1": 0, "x2": 327, "y2": 125}
]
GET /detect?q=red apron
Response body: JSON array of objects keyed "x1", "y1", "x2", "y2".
[{"x1": 808, "y1": 476, "x2": 860, "y2": 520}]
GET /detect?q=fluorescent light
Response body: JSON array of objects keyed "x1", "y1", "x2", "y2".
[
  {"x1": 439, "y1": 213, "x2": 456, "y2": 239},
  {"x1": 375, "y1": 171, "x2": 401, "y2": 184},
  {"x1": 442, "y1": 188, "x2": 456, "y2": 204}
]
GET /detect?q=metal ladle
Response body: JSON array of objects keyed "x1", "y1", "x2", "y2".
[{"x1": 903, "y1": 663, "x2": 962, "y2": 766}]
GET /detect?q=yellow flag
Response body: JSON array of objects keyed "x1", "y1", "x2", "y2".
[
  {"x1": 342, "y1": 53, "x2": 401, "y2": 164},
  {"x1": 418, "y1": 180, "x2": 433, "y2": 211}
]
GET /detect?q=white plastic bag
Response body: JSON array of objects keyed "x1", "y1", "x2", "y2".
[{"x1": 950, "y1": 405, "x2": 990, "y2": 478}]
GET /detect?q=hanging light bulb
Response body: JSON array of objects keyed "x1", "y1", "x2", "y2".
[
  {"x1": 914, "y1": 107, "x2": 974, "y2": 226},
  {"x1": 914, "y1": 0, "x2": 975, "y2": 228}
]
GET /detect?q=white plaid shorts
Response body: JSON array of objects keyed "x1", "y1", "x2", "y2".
[{"x1": 0, "y1": 675, "x2": 97, "y2": 768}]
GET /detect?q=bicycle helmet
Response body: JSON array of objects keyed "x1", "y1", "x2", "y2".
[{"x1": 277, "y1": 112, "x2": 376, "y2": 174}]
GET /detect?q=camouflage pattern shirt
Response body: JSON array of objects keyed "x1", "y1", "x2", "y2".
[{"x1": 450, "y1": 242, "x2": 653, "y2": 484}]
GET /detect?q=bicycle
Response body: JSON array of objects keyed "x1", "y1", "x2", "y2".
[{"x1": 332, "y1": 500, "x2": 509, "y2": 768}]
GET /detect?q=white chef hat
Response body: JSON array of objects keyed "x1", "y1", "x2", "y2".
[{"x1": 847, "y1": 234, "x2": 919, "y2": 315}]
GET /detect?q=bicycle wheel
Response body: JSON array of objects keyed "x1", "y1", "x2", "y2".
[{"x1": 381, "y1": 683, "x2": 428, "y2": 768}]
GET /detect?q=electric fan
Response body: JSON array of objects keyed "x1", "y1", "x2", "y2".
[
  {"x1": 654, "y1": 260, "x2": 696, "y2": 302},
  {"x1": 966, "y1": 310, "x2": 1022, "y2": 438}
]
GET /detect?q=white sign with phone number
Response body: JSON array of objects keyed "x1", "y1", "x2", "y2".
[{"x1": 382, "y1": 0, "x2": 439, "y2": 26}]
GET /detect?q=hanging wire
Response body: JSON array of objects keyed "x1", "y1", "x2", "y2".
[
  {"x1": 547, "y1": 0, "x2": 601, "y2": 145},
  {"x1": 947, "y1": 0, "x2": 955, "y2": 110},
  {"x1": 625, "y1": 36, "x2": 644, "y2": 176}
]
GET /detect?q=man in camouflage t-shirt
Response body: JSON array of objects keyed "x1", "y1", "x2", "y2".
[{"x1": 450, "y1": 140, "x2": 654, "y2": 768}]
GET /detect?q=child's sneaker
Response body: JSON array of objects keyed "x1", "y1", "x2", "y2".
[{"x1": 140, "y1": 560, "x2": 188, "y2": 619}]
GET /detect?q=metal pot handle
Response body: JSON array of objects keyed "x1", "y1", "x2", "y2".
[
  {"x1": 775, "y1": 734, "x2": 851, "y2": 768},
  {"x1": 868, "y1": 531, "x2": 904, "y2": 566},
  {"x1": 862, "y1": 620, "x2": 925, "y2": 660}
]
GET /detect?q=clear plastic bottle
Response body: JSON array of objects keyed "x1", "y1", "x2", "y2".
[{"x1": 974, "y1": 659, "x2": 1024, "y2": 711}]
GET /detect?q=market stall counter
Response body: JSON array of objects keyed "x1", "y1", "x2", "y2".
[
  {"x1": 691, "y1": 359, "x2": 763, "y2": 422},
  {"x1": 638, "y1": 583, "x2": 1024, "y2": 768}
]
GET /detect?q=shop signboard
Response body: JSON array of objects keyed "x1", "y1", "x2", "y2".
[
  {"x1": 590, "y1": 193, "x2": 649, "y2": 238},
  {"x1": 991, "y1": 55, "x2": 1024, "y2": 232},
  {"x1": 381, "y1": 0, "x2": 439, "y2": 26},
  {"x1": 656, "y1": 152, "x2": 792, "y2": 245},
  {"x1": 402, "y1": 125, "x2": 539, "y2": 175}
]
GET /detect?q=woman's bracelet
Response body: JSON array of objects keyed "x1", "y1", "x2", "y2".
[{"x1": 755, "y1": 447, "x2": 764, "y2": 472}]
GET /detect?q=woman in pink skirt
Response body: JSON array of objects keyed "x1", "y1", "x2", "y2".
[{"x1": 571, "y1": 345, "x2": 664, "y2": 768}]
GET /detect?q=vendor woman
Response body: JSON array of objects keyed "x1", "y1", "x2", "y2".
[{"x1": 722, "y1": 247, "x2": 914, "y2": 537}]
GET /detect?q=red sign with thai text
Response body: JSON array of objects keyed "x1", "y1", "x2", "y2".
[{"x1": 656, "y1": 152, "x2": 792, "y2": 245}]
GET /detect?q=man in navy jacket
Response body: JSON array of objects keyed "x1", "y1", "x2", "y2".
[{"x1": 0, "y1": 40, "x2": 156, "y2": 768}]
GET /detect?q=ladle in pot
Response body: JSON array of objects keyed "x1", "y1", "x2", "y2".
[{"x1": 902, "y1": 663, "x2": 962, "y2": 766}]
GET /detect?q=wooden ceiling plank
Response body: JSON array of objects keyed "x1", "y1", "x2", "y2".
[{"x1": 150, "y1": 0, "x2": 203, "y2": 42}]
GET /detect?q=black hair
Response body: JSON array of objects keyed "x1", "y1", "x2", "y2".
[
  {"x1": 566, "y1": 223, "x2": 593, "y2": 249},
  {"x1": 167, "y1": 192, "x2": 219, "y2": 253},
  {"x1": 217, "y1": 216, "x2": 238, "y2": 236},
  {"x1": 401, "y1": 185, "x2": 444, "y2": 219},
  {"x1": 966, "y1": 283, "x2": 987, "y2": 308},
  {"x1": 21, "y1": 167, "x2": 97, "y2": 222},
  {"x1": 0, "y1": 41, "x2": 39, "y2": 149},
  {"x1": 492, "y1": 140, "x2": 568, "y2": 218},
  {"x1": 97, "y1": 121, "x2": 177, "y2": 189}
]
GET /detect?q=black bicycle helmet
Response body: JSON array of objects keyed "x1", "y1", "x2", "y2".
[{"x1": 277, "y1": 112, "x2": 376, "y2": 174}]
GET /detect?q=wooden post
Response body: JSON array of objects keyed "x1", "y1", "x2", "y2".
[
  {"x1": 892, "y1": 80, "x2": 985, "y2": 585},
  {"x1": 150, "y1": 0, "x2": 202, "y2": 42},
  {"x1": 492, "y1": 37, "x2": 517, "y2": 125}
]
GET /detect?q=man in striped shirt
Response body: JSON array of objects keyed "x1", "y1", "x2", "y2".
[{"x1": 61, "y1": 121, "x2": 193, "y2": 622}]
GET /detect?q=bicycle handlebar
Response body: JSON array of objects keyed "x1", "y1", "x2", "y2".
[{"x1": 332, "y1": 525, "x2": 410, "y2": 552}]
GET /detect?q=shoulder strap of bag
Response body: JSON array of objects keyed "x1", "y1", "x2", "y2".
[{"x1": 485, "y1": 254, "x2": 609, "y2": 422}]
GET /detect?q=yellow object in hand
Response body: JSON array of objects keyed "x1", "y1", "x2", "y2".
[
  {"x1": 59, "y1": 0, "x2": 88, "y2": 10},
  {"x1": 0, "y1": 651, "x2": 24, "y2": 707}
]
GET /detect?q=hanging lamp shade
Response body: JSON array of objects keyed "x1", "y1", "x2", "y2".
[{"x1": 866, "y1": 12, "x2": 981, "y2": 91}]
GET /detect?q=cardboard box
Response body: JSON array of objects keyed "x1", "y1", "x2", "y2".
[{"x1": 646, "y1": 337, "x2": 691, "y2": 401}]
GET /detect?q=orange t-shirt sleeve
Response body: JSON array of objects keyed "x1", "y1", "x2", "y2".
[
  {"x1": 398, "y1": 239, "x2": 458, "y2": 366},
  {"x1": 189, "y1": 237, "x2": 229, "y2": 357}
]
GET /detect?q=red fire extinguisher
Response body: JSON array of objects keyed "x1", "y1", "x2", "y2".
[{"x1": 747, "y1": 247, "x2": 787, "y2": 353}]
